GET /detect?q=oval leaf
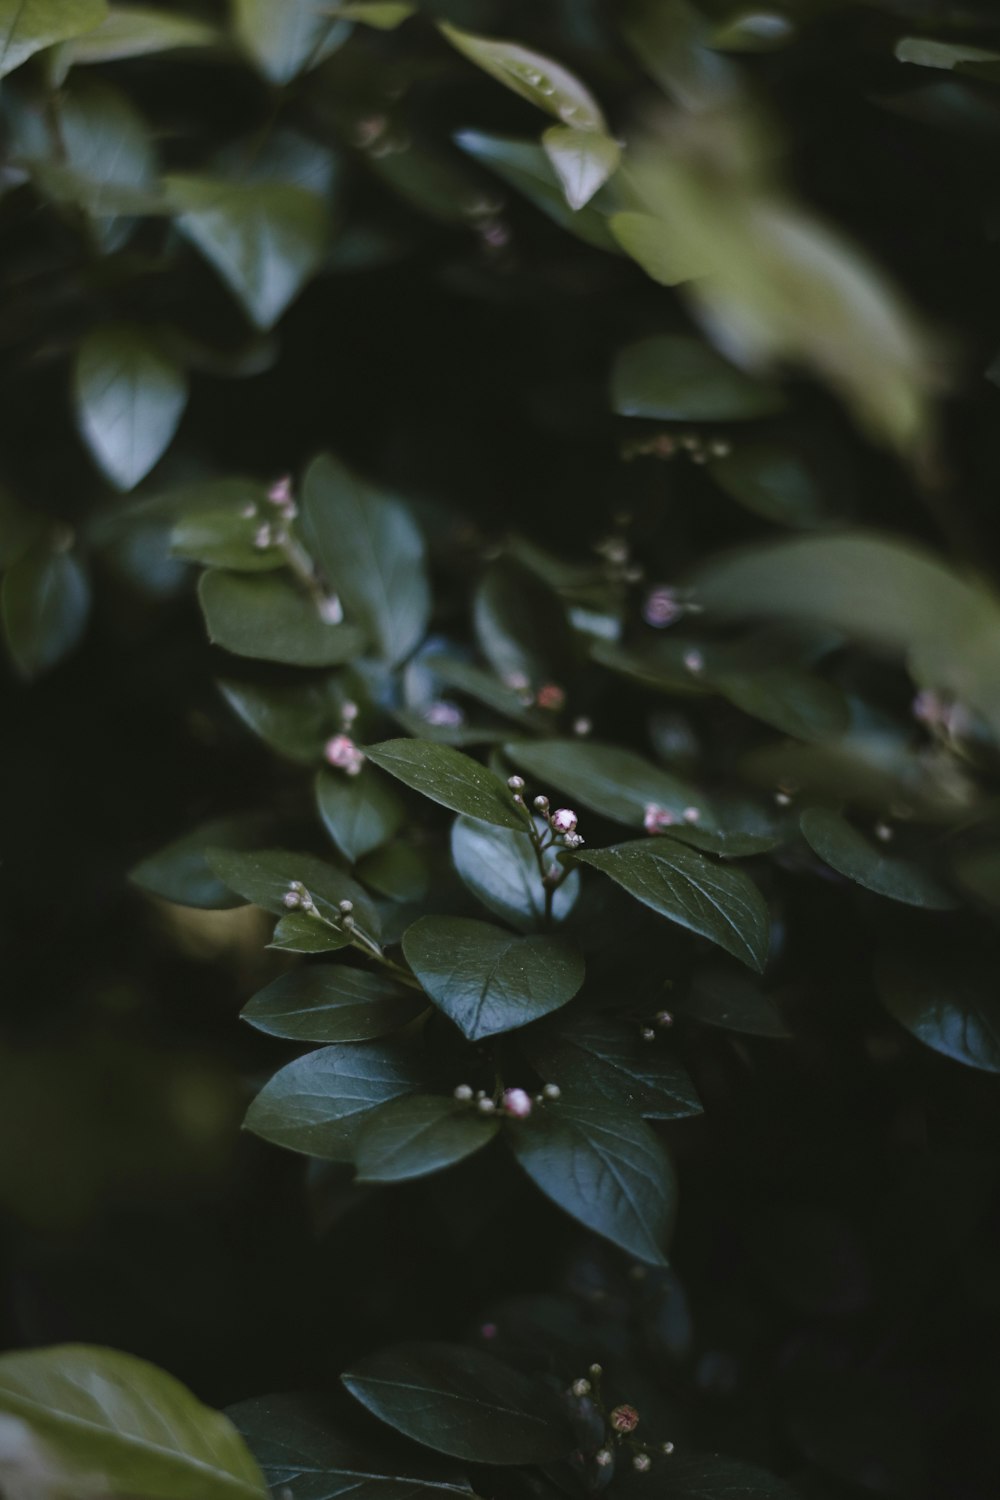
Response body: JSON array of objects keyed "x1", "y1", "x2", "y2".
[
  {"x1": 206, "y1": 847, "x2": 380, "y2": 938},
  {"x1": 366, "y1": 740, "x2": 526, "y2": 830},
  {"x1": 451, "y1": 815, "x2": 580, "y2": 931},
  {"x1": 355, "y1": 1094, "x2": 499, "y2": 1183},
  {"x1": 800, "y1": 807, "x2": 956, "y2": 910},
  {"x1": 612, "y1": 335, "x2": 785, "y2": 421},
  {"x1": 2, "y1": 545, "x2": 90, "y2": 679},
  {"x1": 317, "y1": 766, "x2": 405, "y2": 864},
  {"x1": 75, "y1": 325, "x2": 187, "y2": 492},
  {"x1": 0, "y1": 0, "x2": 107, "y2": 79},
  {"x1": 439, "y1": 23, "x2": 605, "y2": 131},
  {"x1": 878, "y1": 953, "x2": 1000, "y2": 1074},
  {"x1": 521, "y1": 1012, "x2": 702, "y2": 1119},
  {"x1": 542, "y1": 125, "x2": 619, "y2": 210},
  {"x1": 199, "y1": 570, "x2": 365, "y2": 667},
  {"x1": 242, "y1": 966, "x2": 421, "y2": 1044}
]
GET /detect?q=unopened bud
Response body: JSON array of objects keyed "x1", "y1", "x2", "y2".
[
  {"x1": 542, "y1": 1083, "x2": 561, "y2": 1100},
  {"x1": 508, "y1": 775, "x2": 525, "y2": 791},
  {"x1": 589, "y1": 1363, "x2": 603, "y2": 1378},
  {"x1": 325, "y1": 734, "x2": 365, "y2": 776},
  {"x1": 874, "y1": 821, "x2": 893, "y2": 842},
  {"x1": 573, "y1": 716, "x2": 592, "y2": 736},
  {"x1": 536, "y1": 683, "x2": 566, "y2": 711},
  {"x1": 610, "y1": 1405, "x2": 639, "y2": 1434},
  {"x1": 661, "y1": 1441, "x2": 675, "y2": 1455},
  {"x1": 267, "y1": 475, "x2": 293, "y2": 508},
  {"x1": 341, "y1": 915, "x2": 355, "y2": 931},
  {"x1": 683, "y1": 649, "x2": 705, "y2": 675},
  {"x1": 595, "y1": 1450, "x2": 613, "y2": 1469},
  {"x1": 682, "y1": 806, "x2": 700, "y2": 824},
  {"x1": 341, "y1": 700, "x2": 359, "y2": 726},
  {"x1": 550, "y1": 808, "x2": 578, "y2": 835},
  {"x1": 502, "y1": 1087, "x2": 532, "y2": 1119},
  {"x1": 632, "y1": 1454, "x2": 651, "y2": 1473},
  {"x1": 642, "y1": 586, "x2": 682, "y2": 629},
  {"x1": 318, "y1": 594, "x2": 344, "y2": 625},
  {"x1": 644, "y1": 803, "x2": 675, "y2": 835},
  {"x1": 253, "y1": 524, "x2": 273, "y2": 550},
  {"x1": 534, "y1": 794, "x2": 550, "y2": 811},
  {"x1": 283, "y1": 890, "x2": 301, "y2": 909},
  {"x1": 640, "y1": 1027, "x2": 656, "y2": 1042},
  {"x1": 655, "y1": 1011, "x2": 674, "y2": 1028},
  {"x1": 571, "y1": 1378, "x2": 591, "y2": 1397},
  {"x1": 453, "y1": 1084, "x2": 474, "y2": 1102},
  {"x1": 477, "y1": 1097, "x2": 496, "y2": 1115},
  {"x1": 339, "y1": 899, "x2": 354, "y2": 914}
]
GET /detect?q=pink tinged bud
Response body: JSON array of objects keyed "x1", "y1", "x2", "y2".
[
  {"x1": 480, "y1": 1322, "x2": 498, "y2": 1340},
  {"x1": 283, "y1": 890, "x2": 301, "y2": 909},
  {"x1": 508, "y1": 775, "x2": 525, "y2": 791},
  {"x1": 325, "y1": 734, "x2": 364, "y2": 776},
  {"x1": 682, "y1": 806, "x2": 700, "y2": 824},
  {"x1": 253, "y1": 524, "x2": 272, "y2": 550},
  {"x1": 573, "y1": 716, "x2": 592, "y2": 736},
  {"x1": 502, "y1": 1087, "x2": 533, "y2": 1119},
  {"x1": 240, "y1": 503, "x2": 257, "y2": 519},
  {"x1": 424, "y1": 700, "x2": 464, "y2": 728},
  {"x1": 268, "y1": 476, "x2": 293, "y2": 508},
  {"x1": 536, "y1": 683, "x2": 566, "y2": 711},
  {"x1": 611, "y1": 1405, "x2": 640, "y2": 1434},
  {"x1": 342, "y1": 700, "x2": 359, "y2": 726},
  {"x1": 642, "y1": 586, "x2": 682, "y2": 629},
  {"x1": 633, "y1": 1454, "x2": 652, "y2": 1473},
  {"x1": 595, "y1": 1450, "x2": 613, "y2": 1469},
  {"x1": 644, "y1": 803, "x2": 675, "y2": 835},
  {"x1": 550, "y1": 807, "x2": 578, "y2": 835},
  {"x1": 683, "y1": 649, "x2": 705, "y2": 674},
  {"x1": 503, "y1": 671, "x2": 530, "y2": 693}
]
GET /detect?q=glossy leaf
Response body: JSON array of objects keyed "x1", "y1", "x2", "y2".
[
  {"x1": 402, "y1": 916, "x2": 584, "y2": 1040},
  {"x1": 242, "y1": 966, "x2": 421, "y2": 1044},
  {"x1": 454, "y1": 130, "x2": 619, "y2": 251},
  {"x1": 0, "y1": 1343, "x2": 266, "y2": 1500},
  {"x1": 302, "y1": 455, "x2": 430, "y2": 666},
  {"x1": 244, "y1": 1044, "x2": 427, "y2": 1160},
  {"x1": 439, "y1": 23, "x2": 606, "y2": 132},
  {"x1": 2, "y1": 545, "x2": 90, "y2": 679},
  {"x1": 611, "y1": 335, "x2": 785, "y2": 421},
  {"x1": 800, "y1": 807, "x2": 957, "y2": 910},
  {"x1": 708, "y1": 441, "x2": 830, "y2": 527},
  {"x1": 878, "y1": 953, "x2": 1000, "y2": 1074},
  {"x1": 317, "y1": 766, "x2": 406, "y2": 864},
  {"x1": 232, "y1": 0, "x2": 350, "y2": 85},
  {"x1": 615, "y1": 1452, "x2": 803, "y2": 1500},
  {"x1": 269, "y1": 913, "x2": 351, "y2": 954},
  {"x1": 75, "y1": 326, "x2": 187, "y2": 492},
  {"x1": 68, "y1": 6, "x2": 219, "y2": 62},
  {"x1": 130, "y1": 814, "x2": 277, "y2": 910},
  {"x1": 366, "y1": 740, "x2": 526, "y2": 830},
  {"x1": 218, "y1": 676, "x2": 340, "y2": 763},
  {"x1": 168, "y1": 175, "x2": 327, "y2": 329},
  {"x1": 206, "y1": 847, "x2": 380, "y2": 937},
  {"x1": 450, "y1": 815, "x2": 580, "y2": 930},
  {"x1": 355, "y1": 1094, "x2": 498, "y2": 1183},
  {"x1": 521, "y1": 1012, "x2": 702, "y2": 1118},
  {"x1": 578, "y1": 840, "x2": 770, "y2": 972},
  {"x1": 542, "y1": 125, "x2": 619, "y2": 210},
  {"x1": 508, "y1": 1095, "x2": 677, "y2": 1265},
  {"x1": 342, "y1": 1343, "x2": 572, "y2": 1464},
  {"x1": 0, "y1": 0, "x2": 106, "y2": 79},
  {"x1": 505, "y1": 739, "x2": 707, "y2": 830},
  {"x1": 198, "y1": 570, "x2": 365, "y2": 666}
]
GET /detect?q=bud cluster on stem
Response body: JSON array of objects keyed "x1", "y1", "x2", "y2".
[
  {"x1": 506, "y1": 774, "x2": 585, "y2": 927},
  {"x1": 567, "y1": 1365, "x2": 674, "y2": 1477}
]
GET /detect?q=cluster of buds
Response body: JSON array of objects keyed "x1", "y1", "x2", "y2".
[
  {"x1": 502, "y1": 675, "x2": 567, "y2": 713},
  {"x1": 594, "y1": 532, "x2": 643, "y2": 587},
  {"x1": 454, "y1": 1082, "x2": 561, "y2": 1117},
  {"x1": 621, "y1": 430, "x2": 733, "y2": 465},
  {"x1": 282, "y1": 880, "x2": 317, "y2": 916},
  {"x1": 324, "y1": 732, "x2": 364, "y2": 776},
  {"x1": 523, "y1": 788, "x2": 585, "y2": 851},
  {"x1": 569, "y1": 1369, "x2": 674, "y2": 1476}
]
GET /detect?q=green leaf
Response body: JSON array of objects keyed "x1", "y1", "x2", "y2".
[
  {"x1": 130, "y1": 813, "x2": 277, "y2": 910},
  {"x1": 609, "y1": 210, "x2": 701, "y2": 286},
  {"x1": 505, "y1": 739, "x2": 708, "y2": 830},
  {"x1": 366, "y1": 740, "x2": 527, "y2": 830},
  {"x1": 317, "y1": 766, "x2": 406, "y2": 864},
  {"x1": 232, "y1": 0, "x2": 350, "y2": 85},
  {"x1": 355, "y1": 1094, "x2": 499, "y2": 1183},
  {"x1": 357, "y1": 843, "x2": 430, "y2": 904},
  {"x1": 877, "y1": 952, "x2": 1000, "y2": 1074},
  {"x1": 611, "y1": 335, "x2": 785, "y2": 421},
  {"x1": 953, "y1": 844, "x2": 1000, "y2": 907},
  {"x1": 542, "y1": 125, "x2": 619, "y2": 210},
  {"x1": 242, "y1": 966, "x2": 421, "y2": 1043},
  {"x1": 168, "y1": 175, "x2": 327, "y2": 329},
  {"x1": 508, "y1": 1095, "x2": 677, "y2": 1264},
  {"x1": 67, "y1": 6, "x2": 219, "y2": 62},
  {"x1": 198, "y1": 570, "x2": 365, "y2": 666},
  {"x1": 172, "y1": 500, "x2": 287, "y2": 573},
  {"x1": 799, "y1": 808, "x2": 956, "y2": 910},
  {"x1": 0, "y1": 1343, "x2": 266, "y2": 1500},
  {"x1": 615, "y1": 1452, "x2": 803, "y2": 1500},
  {"x1": 302, "y1": 455, "x2": 430, "y2": 666},
  {"x1": 473, "y1": 560, "x2": 574, "y2": 691},
  {"x1": 454, "y1": 130, "x2": 619, "y2": 251},
  {"x1": 244, "y1": 1043, "x2": 427, "y2": 1161},
  {"x1": 229, "y1": 1394, "x2": 474, "y2": 1500},
  {"x1": 342, "y1": 1343, "x2": 572, "y2": 1464},
  {"x1": 451, "y1": 815, "x2": 580, "y2": 931},
  {"x1": 0, "y1": 0, "x2": 106, "y2": 79},
  {"x1": 707, "y1": 441, "x2": 830, "y2": 527},
  {"x1": 713, "y1": 665, "x2": 849, "y2": 742},
  {"x1": 206, "y1": 847, "x2": 380, "y2": 937},
  {"x1": 521, "y1": 1012, "x2": 702, "y2": 1119},
  {"x1": 75, "y1": 326, "x2": 187, "y2": 492},
  {"x1": 26, "y1": 80, "x2": 159, "y2": 218},
  {"x1": 895, "y1": 37, "x2": 1000, "y2": 75},
  {"x1": 331, "y1": 3, "x2": 415, "y2": 29},
  {"x1": 218, "y1": 676, "x2": 340, "y2": 763},
  {"x1": 439, "y1": 22, "x2": 606, "y2": 132},
  {"x1": 269, "y1": 912, "x2": 352, "y2": 953},
  {"x1": 578, "y1": 840, "x2": 770, "y2": 972},
  {"x1": 677, "y1": 964, "x2": 790, "y2": 1038},
  {"x1": 402, "y1": 917, "x2": 584, "y2": 1041},
  {"x1": 421, "y1": 655, "x2": 538, "y2": 728},
  {"x1": 2, "y1": 544, "x2": 90, "y2": 679}
]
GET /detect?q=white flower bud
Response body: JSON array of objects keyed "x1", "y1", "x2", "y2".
[
  {"x1": 508, "y1": 775, "x2": 525, "y2": 791},
  {"x1": 542, "y1": 1083, "x2": 561, "y2": 1100},
  {"x1": 571, "y1": 1378, "x2": 591, "y2": 1397},
  {"x1": 682, "y1": 806, "x2": 700, "y2": 824},
  {"x1": 683, "y1": 649, "x2": 705, "y2": 675},
  {"x1": 640, "y1": 1027, "x2": 656, "y2": 1042},
  {"x1": 453, "y1": 1084, "x2": 474, "y2": 1102},
  {"x1": 477, "y1": 1097, "x2": 496, "y2": 1115},
  {"x1": 338, "y1": 899, "x2": 354, "y2": 914},
  {"x1": 283, "y1": 890, "x2": 301, "y2": 909},
  {"x1": 661, "y1": 1441, "x2": 675, "y2": 1455},
  {"x1": 595, "y1": 1450, "x2": 613, "y2": 1469},
  {"x1": 633, "y1": 1454, "x2": 652, "y2": 1473},
  {"x1": 533, "y1": 794, "x2": 549, "y2": 811},
  {"x1": 550, "y1": 808, "x2": 578, "y2": 835},
  {"x1": 502, "y1": 1087, "x2": 532, "y2": 1119}
]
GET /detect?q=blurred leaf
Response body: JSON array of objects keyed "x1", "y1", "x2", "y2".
[
  {"x1": 75, "y1": 326, "x2": 187, "y2": 492},
  {"x1": 895, "y1": 37, "x2": 1000, "y2": 77},
  {"x1": 317, "y1": 765, "x2": 406, "y2": 863},
  {"x1": 542, "y1": 125, "x2": 619, "y2": 210},
  {"x1": 366, "y1": 739, "x2": 527, "y2": 829},
  {"x1": 332, "y1": 3, "x2": 415, "y2": 28},
  {"x1": 0, "y1": 1344, "x2": 266, "y2": 1499},
  {"x1": 710, "y1": 12, "x2": 795, "y2": 53},
  {"x1": 614, "y1": 1452, "x2": 802, "y2": 1499},
  {"x1": 2, "y1": 544, "x2": 90, "y2": 678},
  {"x1": 678, "y1": 964, "x2": 790, "y2": 1037},
  {"x1": 402, "y1": 916, "x2": 584, "y2": 1040},
  {"x1": 508, "y1": 1095, "x2": 676, "y2": 1264},
  {"x1": 454, "y1": 130, "x2": 619, "y2": 250},
  {"x1": 244, "y1": 1044, "x2": 428, "y2": 1160},
  {"x1": 505, "y1": 738, "x2": 709, "y2": 830},
  {"x1": 232, "y1": 0, "x2": 350, "y2": 85},
  {"x1": 713, "y1": 664, "x2": 849, "y2": 742},
  {"x1": 612, "y1": 335, "x2": 785, "y2": 420},
  {"x1": 68, "y1": 6, "x2": 219, "y2": 62},
  {"x1": 207, "y1": 847, "x2": 380, "y2": 936},
  {"x1": 130, "y1": 813, "x2": 278, "y2": 910},
  {"x1": 609, "y1": 210, "x2": 701, "y2": 285},
  {"x1": 218, "y1": 676, "x2": 340, "y2": 763},
  {"x1": 521, "y1": 1011, "x2": 702, "y2": 1118},
  {"x1": 168, "y1": 175, "x2": 327, "y2": 329},
  {"x1": 0, "y1": 0, "x2": 106, "y2": 79},
  {"x1": 342, "y1": 1344, "x2": 572, "y2": 1464},
  {"x1": 242, "y1": 966, "x2": 421, "y2": 1043},
  {"x1": 198, "y1": 570, "x2": 365, "y2": 666},
  {"x1": 439, "y1": 22, "x2": 606, "y2": 131},
  {"x1": 800, "y1": 807, "x2": 957, "y2": 909},
  {"x1": 172, "y1": 501, "x2": 287, "y2": 572},
  {"x1": 474, "y1": 560, "x2": 574, "y2": 691},
  {"x1": 579, "y1": 840, "x2": 770, "y2": 971},
  {"x1": 302, "y1": 455, "x2": 430, "y2": 666},
  {"x1": 619, "y1": 0, "x2": 732, "y2": 111},
  {"x1": 355, "y1": 1094, "x2": 498, "y2": 1183},
  {"x1": 451, "y1": 815, "x2": 580, "y2": 930},
  {"x1": 878, "y1": 951, "x2": 1000, "y2": 1073},
  {"x1": 357, "y1": 843, "x2": 430, "y2": 903},
  {"x1": 707, "y1": 440, "x2": 831, "y2": 527},
  {"x1": 953, "y1": 844, "x2": 1000, "y2": 907},
  {"x1": 25, "y1": 79, "x2": 159, "y2": 217}
]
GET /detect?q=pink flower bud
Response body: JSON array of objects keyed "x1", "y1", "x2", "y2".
[
  {"x1": 611, "y1": 1405, "x2": 640, "y2": 1434},
  {"x1": 682, "y1": 806, "x2": 700, "y2": 824},
  {"x1": 642, "y1": 586, "x2": 682, "y2": 629},
  {"x1": 502, "y1": 1087, "x2": 532, "y2": 1119},
  {"x1": 267, "y1": 475, "x2": 293, "y2": 508},
  {"x1": 480, "y1": 1321, "x2": 498, "y2": 1340},
  {"x1": 325, "y1": 734, "x2": 364, "y2": 776},
  {"x1": 536, "y1": 683, "x2": 566, "y2": 711},
  {"x1": 683, "y1": 649, "x2": 705, "y2": 675},
  {"x1": 644, "y1": 803, "x2": 675, "y2": 835},
  {"x1": 424, "y1": 700, "x2": 464, "y2": 728},
  {"x1": 550, "y1": 807, "x2": 578, "y2": 835}
]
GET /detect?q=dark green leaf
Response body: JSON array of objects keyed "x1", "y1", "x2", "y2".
[
  {"x1": 244, "y1": 1044, "x2": 427, "y2": 1160},
  {"x1": 269, "y1": 913, "x2": 352, "y2": 954},
  {"x1": 206, "y1": 847, "x2": 380, "y2": 937},
  {"x1": 521, "y1": 1012, "x2": 702, "y2": 1118},
  {"x1": 451, "y1": 815, "x2": 580, "y2": 930},
  {"x1": 708, "y1": 441, "x2": 829, "y2": 527},
  {"x1": 130, "y1": 814, "x2": 277, "y2": 910},
  {"x1": 75, "y1": 326, "x2": 187, "y2": 492},
  {"x1": 218, "y1": 676, "x2": 340, "y2": 763},
  {"x1": 355, "y1": 1095, "x2": 499, "y2": 1183},
  {"x1": 242, "y1": 966, "x2": 421, "y2": 1043},
  {"x1": 317, "y1": 766, "x2": 406, "y2": 864},
  {"x1": 0, "y1": 1344, "x2": 266, "y2": 1500},
  {"x1": 198, "y1": 570, "x2": 365, "y2": 666},
  {"x1": 505, "y1": 739, "x2": 708, "y2": 830},
  {"x1": 611, "y1": 336, "x2": 785, "y2": 421},
  {"x1": 508, "y1": 1095, "x2": 676, "y2": 1264},
  {"x1": 678, "y1": 965, "x2": 790, "y2": 1038},
  {"x1": 342, "y1": 1343, "x2": 572, "y2": 1464},
  {"x1": 713, "y1": 665, "x2": 849, "y2": 742},
  {"x1": 439, "y1": 23, "x2": 606, "y2": 131},
  {"x1": 172, "y1": 500, "x2": 287, "y2": 573},
  {"x1": 302, "y1": 456, "x2": 429, "y2": 666},
  {"x1": 0, "y1": 0, "x2": 106, "y2": 79},
  {"x1": 366, "y1": 740, "x2": 526, "y2": 830},
  {"x1": 615, "y1": 1452, "x2": 802, "y2": 1500},
  {"x1": 454, "y1": 130, "x2": 619, "y2": 251},
  {"x1": 878, "y1": 952, "x2": 1000, "y2": 1074},
  {"x1": 800, "y1": 807, "x2": 957, "y2": 909},
  {"x1": 2, "y1": 544, "x2": 90, "y2": 678},
  {"x1": 578, "y1": 840, "x2": 770, "y2": 972},
  {"x1": 26, "y1": 80, "x2": 159, "y2": 218},
  {"x1": 402, "y1": 916, "x2": 584, "y2": 1040},
  {"x1": 357, "y1": 843, "x2": 430, "y2": 904},
  {"x1": 473, "y1": 560, "x2": 574, "y2": 692}
]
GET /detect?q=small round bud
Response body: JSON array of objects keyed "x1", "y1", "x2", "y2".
[
  {"x1": 682, "y1": 806, "x2": 700, "y2": 824},
  {"x1": 644, "y1": 803, "x2": 675, "y2": 835},
  {"x1": 475, "y1": 1090, "x2": 486, "y2": 1100},
  {"x1": 562, "y1": 831, "x2": 585, "y2": 849},
  {"x1": 874, "y1": 820, "x2": 893, "y2": 843},
  {"x1": 595, "y1": 1450, "x2": 613, "y2": 1469},
  {"x1": 533, "y1": 794, "x2": 550, "y2": 811},
  {"x1": 632, "y1": 1454, "x2": 651, "y2": 1473},
  {"x1": 477, "y1": 1098, "x2": 496, "y2": 1115},
  {"x1": 253, "y1": 524, "x2": 272, "y2": 550},
  {"x1": 283, "y1": 890, "x2": 301, "y2": 909},
  {"x1": 683, "y1": 649, "x2": 705, "y2": 675},
  {"x1": 610, "y1": 1405, "x2": 639, "y2": 1434},
  {"x1": 338, "y1": 899, "x2": 354, "y2": 914},
  {"x1": 267, "y1": 475, "x2": 293, "y2": 508},
  {"x1": 453, "y1": 1084, "x2": 474, "y2": 1102},
  {"x1": 318, "y1": 594, "x2": 344, "y2": 625},
  {"x1": 325, "y1": 734, "x2": 365, "y2": 776},
  {"x1": 341, "y1": 915, "x2": 355, "y2": 931},
  {"x1": 536, "y1": 683, "x2": 566, "y2": 711},
  {"x1": 424, "y1": 699, "x2": 464, "y2": 728},
  {"x1": 589, "y1": 1363, "x2": 603, "y2": 1378},
  {"x1": 480, "y1": 1321, "x2": 497, "y2": 1340},
  {"x1": 508, "y1": 775, "x2": 525, "y2": 792},
  {"x1": 550, "y1": 807, "x2": 578, "y2": 835},
  {"x1": 502, "y1": 1087, "x2": 532, "y2": 1119},
  {"x1": 240, "y1": 503, "x2": 257, "y2": 519},
  {"x1": 571, "y1": 1378, "x2": 591, "y2": 1398},
  {"x1": 542, "y1": 1083, "x2": 561, "y2": 1100},
  {"x1": 661, "y1": 1441, "x2": 675, "y2": 1455},
  {"x1": 710, "y1": 438, "x2": 732, "y2": 457},
  {"x1": 573, "y1": 716, "x2": 592, "y2": 737},
  {"x1": 655, "y1": 1010, "x2": 674, "y2": 1028},
  {"x1": 341, "y1": 700, "x2": 359, "y2": 726},
  {"x1": 774, "y1": 790, "x2": 792, "y2": 807},
  {"x1": 640, "y1": 1027, "x2": 656, "y2": 1042},
  {"x1": 642, "y1": 586, "x2": 682, "y2": 629}
]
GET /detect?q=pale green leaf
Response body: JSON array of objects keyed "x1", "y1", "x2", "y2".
[
  {"x1": 75, "y1": 326, "x2": 187, "y2": 491},
  {"x1": 0, "y1": 0, "x2": 106, "y2": 79}
]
